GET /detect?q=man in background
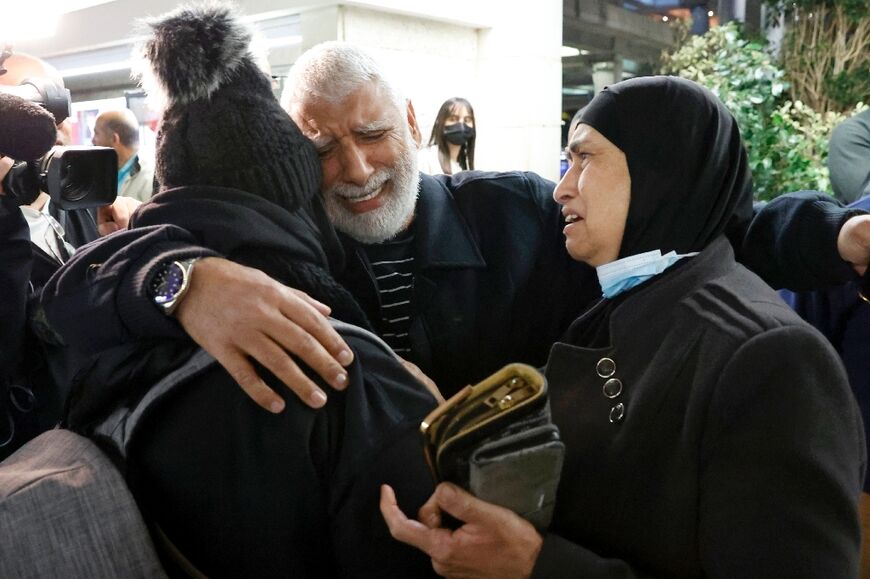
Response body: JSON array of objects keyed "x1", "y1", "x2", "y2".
[{"x1": 92, "y1": 109, "x2": 154, "y2": 202}]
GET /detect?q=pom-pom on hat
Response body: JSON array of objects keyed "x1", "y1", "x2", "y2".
[{"x1": 134, "y1": 2, "x2": 320, "y2": 211}]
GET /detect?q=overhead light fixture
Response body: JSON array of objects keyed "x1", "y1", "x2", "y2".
[
  {"x1": 662, "y1": 15, "x2": 669, "y2": 22},
  {"x1": 0, "y1": 7, "x2": 59, "y2": 42},
  {"x1": 561, "y1": 46, "x2": 581, "y2": 58},
  {"x1": 580, "y1": 49, "x2": 591, "y2": 56},
  {"x1": 708, "y1": 10, "x2": 715, "y2": 17}
]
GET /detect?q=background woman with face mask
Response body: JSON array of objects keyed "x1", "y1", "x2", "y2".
[
  {"x1": 383, "y1": 76, "x2": 865, "y2": 578},
  {"x1": 418, "y1": 97, "x2": 476, "y2": 175}
]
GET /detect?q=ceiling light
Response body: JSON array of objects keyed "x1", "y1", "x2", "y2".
[
  {"x1": 561, "y1": 46, "x2": 581, "y2": 58},
  {"x1": 662, "y1": 15, "x2": 669, "y2": 22},
  {"x1": 579, "y1": 49, "x2": 591, "y2": 56},
  {"x1": 0, "y1": 8, "x2": 59, "y2": 42},
  {"x1": 708, "y1": 10, "x2": 715, "y2": 16}
]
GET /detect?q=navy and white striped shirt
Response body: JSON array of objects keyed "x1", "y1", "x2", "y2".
[{"x1": 363, "y1": 230, "x2": 415, "y2": 358}]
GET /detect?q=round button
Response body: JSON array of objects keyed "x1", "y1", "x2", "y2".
[
  {"x1": 609, "y1": 402, "x2": 625, "y2": 423},
  {"x1": 596, "y1": 357, "x2": 616, "y2": 378},
  {"x1": 602, "y1": 378, "x2": 623, "y2": 399}
]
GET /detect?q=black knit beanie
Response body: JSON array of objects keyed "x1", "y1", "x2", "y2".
[{"x1": 135, "y1": 2, "x2": 320, "y2": 212}]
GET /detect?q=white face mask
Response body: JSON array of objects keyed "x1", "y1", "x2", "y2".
[{"x1": 596, "y1": 249, "x2": 698, "y2": 299}]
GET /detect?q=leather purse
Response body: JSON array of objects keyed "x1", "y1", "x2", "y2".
[{"x1": 420, "y1": 363, "x2": 564, "y2": 531}]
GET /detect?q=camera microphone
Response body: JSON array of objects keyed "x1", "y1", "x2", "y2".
[{"x1": 0, "y1": 92, "x2": 57, "y2": 160}]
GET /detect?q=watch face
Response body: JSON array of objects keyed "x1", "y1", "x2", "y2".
[{"x1": 150, "y1": 262, "x2": 185, "y2": 305}]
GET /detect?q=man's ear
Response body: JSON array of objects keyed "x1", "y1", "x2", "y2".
[
  {"x1": 111, "y1": 132, "x2": 122, "y2": 148},
  {"x1": 406, "y1": 99, "x2": 422, "y2": 148}
]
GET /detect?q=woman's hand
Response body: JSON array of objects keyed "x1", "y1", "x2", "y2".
[{"x1": 380, "y1": 483, "x2": 543, "y2": 579}]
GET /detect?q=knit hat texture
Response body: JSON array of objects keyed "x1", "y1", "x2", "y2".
[{"x1": 135, "y1": 2, "x2": 320, "y2": 211}]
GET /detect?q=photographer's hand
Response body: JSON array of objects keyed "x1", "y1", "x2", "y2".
[
  {"x1": 174, "y1": 257, "x2": 354, "y2": 412},
  {"x1": 97, "y1": 195, "x2": 141, "y2": 236},
  {"x1": 0, "y1": 155, "x2": 12, "y2": 195}
]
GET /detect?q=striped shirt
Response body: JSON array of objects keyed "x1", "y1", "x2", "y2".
[{"x1": 363, "y1": 230, "x2": 415, "y2": 358}]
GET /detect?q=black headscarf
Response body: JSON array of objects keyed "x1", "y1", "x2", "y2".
[{"x1": 579, "y1": 76, "x2": 753, "y2": 258}]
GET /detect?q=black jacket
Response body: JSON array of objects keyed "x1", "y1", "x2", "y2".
[
  {"x1": 0, "y1": 198, "x2": 98, "y2": 460},
  {"x1": 339, "y1": 171, "x2": 592, "y2": 395},
  {"x1": 59, "y1": 186, "x2": 439, "y2": 578},
  {"x1": 534, "y1": 237, "x2": 865, "y2": 578}
]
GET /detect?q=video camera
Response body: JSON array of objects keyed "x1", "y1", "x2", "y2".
[{"x1": 0, "y1": 48, "x2": 117, "y2": 210}]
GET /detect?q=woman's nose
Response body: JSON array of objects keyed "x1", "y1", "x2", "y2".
[{"x1": 553, "y1": 167, "x2": 576, "y2": 204}]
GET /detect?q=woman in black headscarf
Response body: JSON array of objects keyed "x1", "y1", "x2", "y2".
[{"x1": 382, "y1": 76, "x2": 865, "y2": 578}]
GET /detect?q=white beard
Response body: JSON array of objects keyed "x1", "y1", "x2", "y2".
[{"x1": 322, "y1": 130, "x2": 419, "y2": 244}]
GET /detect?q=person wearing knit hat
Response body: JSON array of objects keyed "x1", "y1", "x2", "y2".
[
  {"x1": 56, "y1": 3, "x2": 439, "y2": 576},
  {"x1": 383, "y1": 76, "x2": 864, "y2": 578}
]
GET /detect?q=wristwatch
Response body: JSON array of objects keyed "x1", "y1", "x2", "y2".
[{"x1": 148, "y1": 258, "x2": 198, "y2": 316}]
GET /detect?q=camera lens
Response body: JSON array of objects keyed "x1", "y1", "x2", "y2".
[{"x1": 60, "y1": 160, "x2": 91, "y2": 202}]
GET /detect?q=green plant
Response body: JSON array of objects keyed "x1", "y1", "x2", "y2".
[
  {"x1": 764, "y1": 0, "x2": 870, "y2": 113},
  {"x1": 660, "y1": 22, "x2": 858, "y2": 200}
]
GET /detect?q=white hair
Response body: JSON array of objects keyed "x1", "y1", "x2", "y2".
[{"x1": 281, "y1": 41, "x2": 405, "y2": 113}]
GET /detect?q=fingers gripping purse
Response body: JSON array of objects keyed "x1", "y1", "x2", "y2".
[{"x1": 420, "y1": 364, "x2": 565, "y2": 531}]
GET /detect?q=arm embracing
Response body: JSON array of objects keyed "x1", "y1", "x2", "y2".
[
  {"x1": 699, "y1": 325, "x2": 865, "y2": 578},
  {"x1": 40, "y1": 223, "x2": 355, "y2": 412},
  {"x1": 737, "y1": 192, "x2": 867, "y2": 290},
  {"x1": 39, "y1": 224, "x2": 217, "y2": 352}
]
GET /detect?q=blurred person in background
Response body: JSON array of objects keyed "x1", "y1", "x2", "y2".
[
  {"x1": 92, "y1": 108, "x2": 155, "y2": 202},
  {"x1": 828, "y1": 108, "x2": 870, "y2": 204},
  {"x1": 0, "y1": 52, "x2": 138, "y2": 460},
  {"x1": 418, "y1": 97, "x2": 476, "y2": 175}
]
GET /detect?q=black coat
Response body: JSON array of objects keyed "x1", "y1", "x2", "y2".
[
  {"x1": 0, "y1": 199, "x2": 98, "y2": 460},
  {"x1": 339, "y1": 171, "x2": 593, "y2": 396},
  {"x1": 534, "y1": 237, "x2": 866, "y2": 578},
  {"x1": 60, "y1": 187, "x2": 439, "y2": 578}
]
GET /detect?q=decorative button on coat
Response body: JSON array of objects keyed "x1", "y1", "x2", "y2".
[
  {"x1": 609, "y1": 402, "x2": 625, "y2": 423},
  {"x1": 602, "y1": 378, "x2": 623, "y2": 399},
  {"x1": 596, "y1": 357, "x2": 616, "y2": 378}
]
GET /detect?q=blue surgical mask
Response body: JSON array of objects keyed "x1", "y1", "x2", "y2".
[{"x1": 596, "y1": 249, "x2": 698, "y2": 299}]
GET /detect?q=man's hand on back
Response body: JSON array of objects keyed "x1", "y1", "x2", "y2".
[{"x1": 174, "y1": 257, "x2": 355, "y2": 412}]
